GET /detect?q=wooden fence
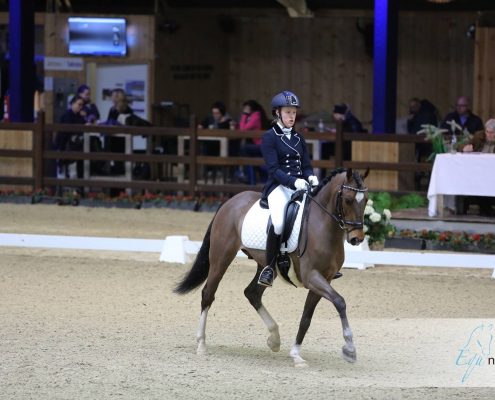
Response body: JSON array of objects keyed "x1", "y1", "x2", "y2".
[{"x1": 0, "y1": 113, "x2": 432, "y2": 197}]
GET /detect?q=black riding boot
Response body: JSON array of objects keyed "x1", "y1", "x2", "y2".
[{"x1": 258, "y1": 226, "x2": 280, "y2": 287}]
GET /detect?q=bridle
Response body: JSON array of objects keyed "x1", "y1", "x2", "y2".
[
  {"x1": 297, "y1": 180, "x2": 368, "y2": 257},
  {"x1": 307, "y1": 183, "x2": 368, "y2": 231}
]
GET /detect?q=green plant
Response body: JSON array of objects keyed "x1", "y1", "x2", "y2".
[
  {"x1": 364, "y1": 199, "x2": 394, "y2": 246},
  {"x1": 369, "y1": 192, "x2": 426, "y2": 212}
]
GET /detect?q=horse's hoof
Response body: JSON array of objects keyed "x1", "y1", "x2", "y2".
[
  {"x1": 342, "y1": 345, "x2": 357, "y2": 363},
  {"x1": 267, "y1": 333, "x2": 281, "y2": 352},
  {"x1": 197, "y1": 342, "x2": 207, "y2": 356},
  {"x1": 294, "y1": 358, "x2": 308, "y2": 368}
]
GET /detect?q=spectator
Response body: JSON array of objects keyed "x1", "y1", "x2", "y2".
[
  {"x1": 457, "y1": 118, "x2": 495, "y2": 216},
  {"x1": 198, "y1": 101, "x2": 232, "y2": 183},
  {"x1": 407, "y1": 98, "x2": 439, "y2": 165},
  {"x1": 236, "y1": 100, "x2": 270, "y2": 184},
  {"x1": 333, "y1": 103, "x2": 367, "y2": 134},
  {"x1": 54, "y1": 95, "x2": 88, "y2": 179},
  {"x1": 462, "y1": 118, "x2": 495, "y2": 153},
  {"x1": 407, "y1": 98, "x2": 438, "y2": 134},
  {"x1": 77, "y1": 84, "x2": 100, "y2": 123},
  {"x1": 321, "y1": 103, "x2": 366, "y2": 171},
  {"x1": 441, "y1": 96, "x2": 483, "y2": 135},
  {"x1": 106, "y1": 89, "x2": 132, "y2": 124},
  {"x1": 198, "y1": 101, "x2": 232, "y2": 130}
]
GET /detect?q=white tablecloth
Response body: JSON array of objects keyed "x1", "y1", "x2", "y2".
[{"x1": 427, "y1": 153, "x2": 495, "y2": 216}]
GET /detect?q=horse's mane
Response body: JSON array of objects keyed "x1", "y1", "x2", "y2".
[{"x1": 312, "y1": 168, "x2": 365, "y2": 196}]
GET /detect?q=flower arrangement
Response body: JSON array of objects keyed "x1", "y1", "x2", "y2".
[
  {"x1": 417, "y1": 122, "x2": 471, "y2": 160},
  {"x1": 364, "y1": 199, "x2": 394, "y2": 246},
  {"x1": 395, "y1": 229, "x2": 495, "y2": 252}
]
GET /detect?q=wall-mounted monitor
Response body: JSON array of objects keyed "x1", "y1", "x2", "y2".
[{"x1": 68, "y1": 17, "x2": 127, "y2": 57}]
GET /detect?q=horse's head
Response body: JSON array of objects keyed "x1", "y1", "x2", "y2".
[{"x1": 335, "y1": 168, "x2": 369, "y2": 245}]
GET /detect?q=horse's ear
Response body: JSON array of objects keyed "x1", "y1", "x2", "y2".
[
  {"x1": 346, "y1": 168, "x2": 353, "y2": 181},
  {"x1": 362, "y1": 167, "x2": 370, "y2": 180}
]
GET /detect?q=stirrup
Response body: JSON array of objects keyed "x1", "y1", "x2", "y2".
[{"x1": 258, "y1": 265, "x2": 274, "y2": 287}]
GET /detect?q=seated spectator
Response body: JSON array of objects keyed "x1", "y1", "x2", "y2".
[
  {"x1": 458, "y1": 118, "x2": 495, "y2": 216},
  {"x1": 462, "y1": 118, "x2": 495, "y2": 153},
  {"x1": 236, "y1": 100, "x2": 270, "y2": 184},
  {"x1": 407, "y1": 98, "x2": 439, "y2": 164},
  {"x1": 441, "y1": 95, "x2": 483, "y2": 135},
  {"x1": 321, "y1": 103, "x2": 366, "y2": 168},
  {"x1": 407, "y1": 98, "x2": 438, "y2": 134},
  {"x1": 77, "y1": 84, "x2": 100, "y2": 123},
  {"x1": 198, "y1": 101, "x2": 232, "y2": 130},
  {"x1": 198, "y1": 101, "x2": 232, "y2": 183},
  {"x1": 333, "y1": 103, "x2": 367, "y2": 134}
]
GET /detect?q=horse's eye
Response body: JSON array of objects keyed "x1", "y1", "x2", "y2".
[{"x1": 345, "y1": 198, "x2": 353, "y2": 205}]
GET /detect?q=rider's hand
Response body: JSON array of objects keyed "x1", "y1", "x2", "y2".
[
  {"x1": 294, "y1": 178, "x2": 308, "y2": 190},
  {"x1": 308, "y1": 175, "x2": 319, "y2": 187}
]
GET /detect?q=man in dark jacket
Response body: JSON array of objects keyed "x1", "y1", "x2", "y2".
[{"x1": 441, "y1": 96, "x2": 483, "y2": 134}]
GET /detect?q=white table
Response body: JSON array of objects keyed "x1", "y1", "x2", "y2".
[{"x1": 427, "y1": 153, "x2": 495, "y2": 217}]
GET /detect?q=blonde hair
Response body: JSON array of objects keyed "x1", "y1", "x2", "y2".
[{"x1": 485, "y1": 119, "x2": 495, "y2": 131}]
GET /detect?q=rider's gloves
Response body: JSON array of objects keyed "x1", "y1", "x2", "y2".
[
  {"x1": 294, "y1": 178, "x2": 308, "y2": 190},
  {"x1": 308, "y1": 175, "x2": 319, "y2": 187}
]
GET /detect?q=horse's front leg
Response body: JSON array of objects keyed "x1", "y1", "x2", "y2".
[
  {"x1": 290, "y1": 290, "x2": 321, "y2": 367},
  {"x1": 303, "y1": 269, "x2": 357, "y2": 363}
]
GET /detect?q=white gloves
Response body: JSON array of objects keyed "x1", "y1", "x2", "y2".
[
  {"x1": 308, "y1": 175, "x2": 319, "y2": 187},
  {"x1": 294, "y1": 178, "x2": 308, "y2": 190}
]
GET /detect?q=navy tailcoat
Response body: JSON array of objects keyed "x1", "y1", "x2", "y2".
[{"x1": 260, "y1": 124, "x2": 314, "y2": 202}]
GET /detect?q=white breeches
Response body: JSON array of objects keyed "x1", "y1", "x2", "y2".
[{"x1": 267, "y1": 185, "x2": 296, "y2": 235}]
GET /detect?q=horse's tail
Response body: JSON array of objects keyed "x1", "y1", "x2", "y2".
[{"x1": 173, "y1": 209, "x2": 219, "y2": 295}]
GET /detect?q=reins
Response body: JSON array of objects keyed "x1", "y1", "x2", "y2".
[{"x1": 297, "y1": 182, "x2": 368, "y2": 257}]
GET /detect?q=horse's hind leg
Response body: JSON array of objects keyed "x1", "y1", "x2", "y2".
[
  {"x1": 244, "y1": 264, "x2": 281, "y2": 352},
  {"x1": 290, "y1": 291, "x2": 322, "y2": 367},
  {"x1": 196, "y1": 237, "x2": 239, "y2": 355},
  {"x1": 304, "y1": 270, "x2": 357, "y2": 363}
]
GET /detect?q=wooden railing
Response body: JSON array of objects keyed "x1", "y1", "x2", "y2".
[{"x1": 0, "y1": 113, "x2": 432, "y2": 196}]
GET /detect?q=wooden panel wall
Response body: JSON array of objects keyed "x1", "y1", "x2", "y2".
[
  {"x1": 0, "y1": 130, "x2": 32, "y2": 191},
  {"x1": 43, "y1": 13, "x2": 155, "y2": 123},
  {"x1": 153, "y1": 11, "x2": 229, "y2": 125},
  {"x1": 473, "y1": 27, "x2": 495, "y2": 123},
  {"x1": 397, "y1": 12, "x2": 476, "y2": 124}
]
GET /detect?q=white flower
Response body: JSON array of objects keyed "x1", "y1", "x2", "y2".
[
  {"x1": 363, "y1": 225, "x2": 369, "y2": 233},
  {"x1": 367, "y1": 199, "x2": 373, "y2": 206},
  {"x1": 383, "y1": 209, "x2": 392, "y2": 222},
  {"x1": 369, "y1": 212, "x2": 381, "y2": 223},
  {"x1": 364, "y1": 205, "x2": 374, "y2": 215}
]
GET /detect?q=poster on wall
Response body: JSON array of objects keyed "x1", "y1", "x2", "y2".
[{"x1": 91, "y1": 64, "x2": 149, "y2": 149}]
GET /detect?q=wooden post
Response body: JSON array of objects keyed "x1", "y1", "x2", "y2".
[
  {"x1": 188, "y1": 115, "x2": 197, "y2": 197},
  {"x1": 32, "y1": 111, "x2": 45, "y2": 191},
  {"x1": 335, "y1": 120, "x2": 343, "y2": 168}
]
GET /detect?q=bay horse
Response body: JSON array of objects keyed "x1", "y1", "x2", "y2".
[{"x1": 174, "y1": 168, "x2": 369, "y2": 367}]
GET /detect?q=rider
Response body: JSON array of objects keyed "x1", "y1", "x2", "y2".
[{"x1": 258, "y1": 90, "x2": 319, "y2": 287}]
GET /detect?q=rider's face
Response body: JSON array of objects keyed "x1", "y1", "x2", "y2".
[{"x1": 278, "y1": 106, "x2": 297, "y2": 128}]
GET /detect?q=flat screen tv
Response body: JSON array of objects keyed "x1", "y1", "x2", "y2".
[{"x1": 68, "y1": 17, "x2": 127, "y2": 57}]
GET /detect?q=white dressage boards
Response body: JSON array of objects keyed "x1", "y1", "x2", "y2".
[{"x1": 1, "y1": 233, "x2": 494, "y2": 279}]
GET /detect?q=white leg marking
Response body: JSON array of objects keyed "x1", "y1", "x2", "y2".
[
  {"x1": 290, "y1": 344, "x2": 308, "y2": 368},
  {"x1": 257, "y1": 305, "x2": 280, "y2": 352},
  {"x1": 196, "y1": 306, "x2": 209, "y2": 355}
]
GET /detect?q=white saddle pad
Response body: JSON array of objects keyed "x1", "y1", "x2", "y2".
[{"x1": 241, "y1": 194, "x2": 306, "y2": 253}]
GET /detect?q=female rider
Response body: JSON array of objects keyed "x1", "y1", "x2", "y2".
[{"x1": 258, "y1": 90, "x2": 319, "y2": 287}]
